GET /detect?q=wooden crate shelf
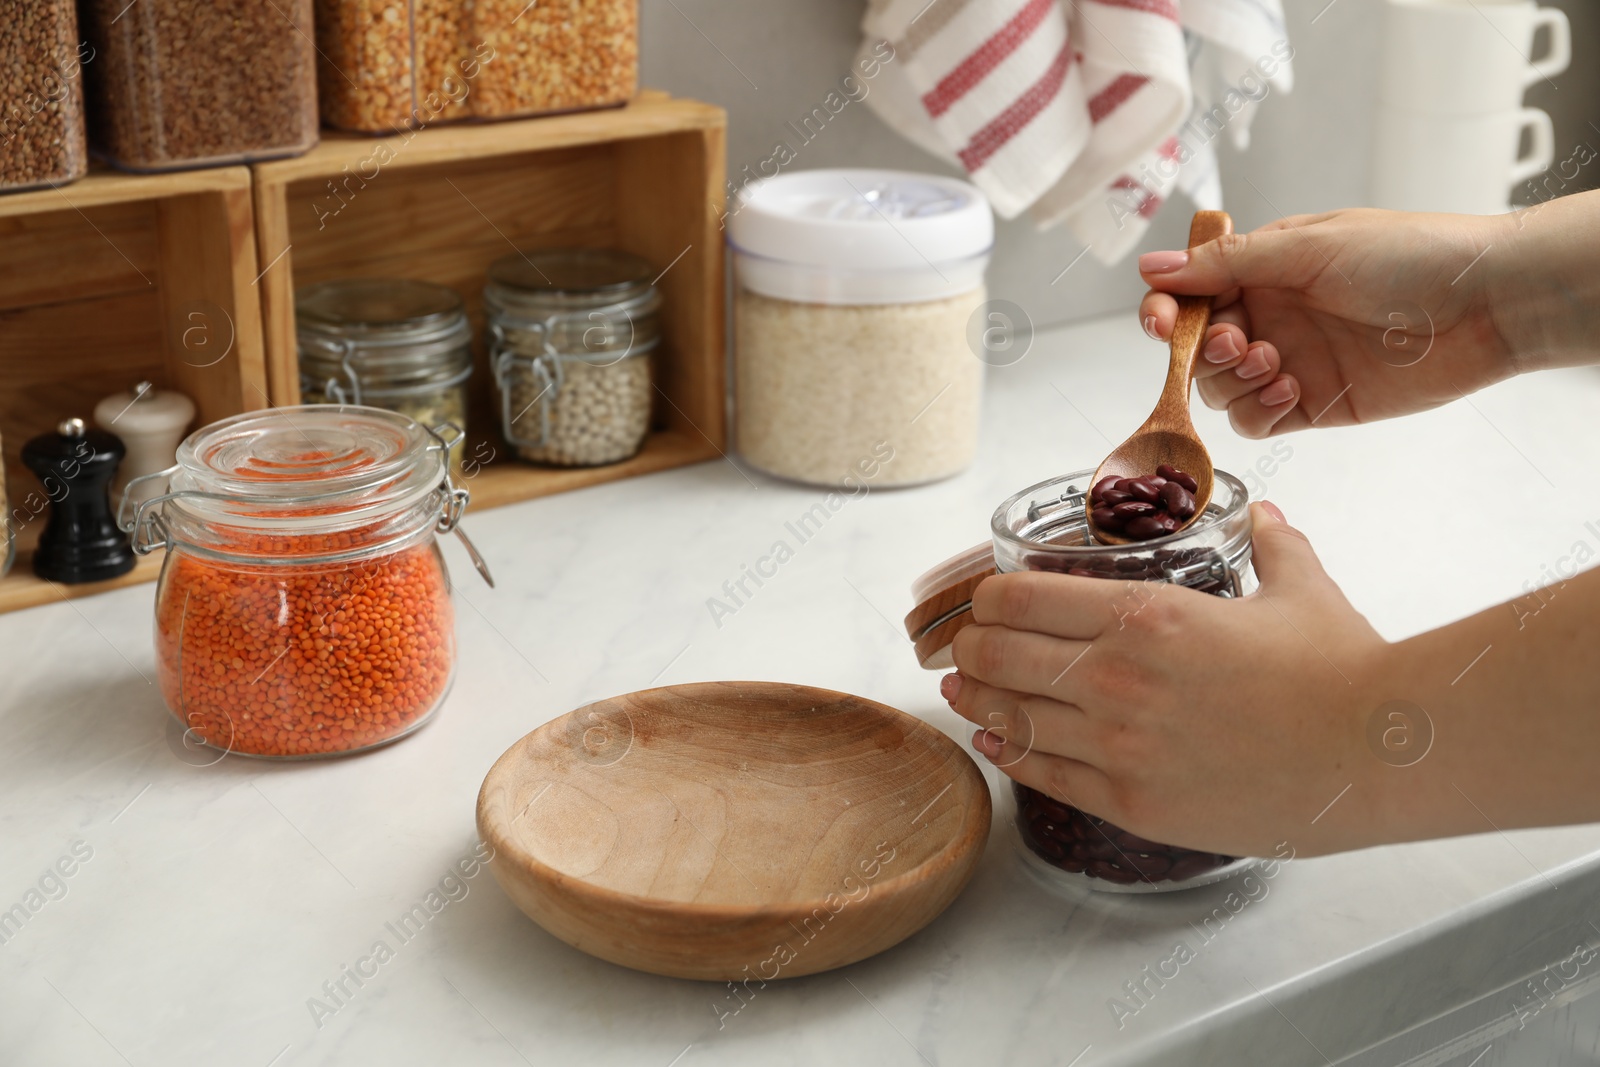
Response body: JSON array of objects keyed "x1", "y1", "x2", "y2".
[
  {"x1": 0, "y1": 165, "x2": 267, "y2": 613},
  {"x1": 251, "y1": 91, "x2": 729, "y2": 515},
  {"x1": 0, "y1": 93, "x2": 726, "y2": 615}
]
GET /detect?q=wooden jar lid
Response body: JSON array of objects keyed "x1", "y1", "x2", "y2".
[
  {"x1": 476, "y1": 681, "x2": 991, "y2": 981},
  {"x1": 903, "y1": 543, "x2": 995, "y2": 670}
]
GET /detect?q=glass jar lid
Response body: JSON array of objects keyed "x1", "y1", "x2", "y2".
[
  {"x1": 134, "y1": 405, "x2": 458, "y2": 560},
  {"x1": 990, "y1": 468, "x2": 1253, "y2": 583},
  {"x1": 485, "y1": 248, "x2": 655, "y2": 310},
  {"x1": 297, "y1": 279, "x2": 472, "y2": 389},
  {"x1": 483, "y1": 248, "x2": 662, "y2": 359}
]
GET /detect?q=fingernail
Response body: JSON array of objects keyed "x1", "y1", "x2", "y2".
[
  {"x1": 973, "y1": 729, "x2": 1005, "y2": 758},
  {"x1": 1261, "y1": 501, "x2": 1286, "y2": 523},
  {"x1": 1139, "y1": 250, "x2": 1189, "y2": 273},
  {"x1": 1259, "y1": 378, "x2": 1296, "y2": 405},
  {"x1": 1236, "y1": 347, "x2": 1272, "y2": 380},
  {"x1": 940, "y1": 673, "x2": 962, "y2": 703},
  {"x1": 1203, "y1": 332, "x2": 1239, "y2": 363},
  {"x1": 1142, "y1": 315, "x2": 1160, "y2": 340}
]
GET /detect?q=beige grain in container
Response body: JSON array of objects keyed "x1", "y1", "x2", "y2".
[{"x1": 729, "y1": 169, "x2": 994, "y2": 488}]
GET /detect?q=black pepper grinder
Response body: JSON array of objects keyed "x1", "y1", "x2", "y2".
[{"x1": 21, "y1": 418, "x2": 136, "y2": 583}]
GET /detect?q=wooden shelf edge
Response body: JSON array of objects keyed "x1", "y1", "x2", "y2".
[
  {"x1": 0, "y1": 166, "x2": 254, "y2": 220},
  {"x1": 0, "y1": 550, "x2": 164, "y2": 615},
  {"x1": 251, "y1": 93, "x2": 727, "y2": 183},
  {"x1": 463, "y1": 431, "x2": 721, "y2": 512},
  {"x1": 0, "y1": 433, "x2": 718, "y2": 615}
]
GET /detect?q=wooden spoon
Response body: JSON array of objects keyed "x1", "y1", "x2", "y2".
[{"x1": 1087, "y1": 210, "x2": 1233, "y2": 546}]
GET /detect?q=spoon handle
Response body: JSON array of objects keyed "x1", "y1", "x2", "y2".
[{"x1": 1158, "y1": 211, "x2": 1234, "y2": 422}]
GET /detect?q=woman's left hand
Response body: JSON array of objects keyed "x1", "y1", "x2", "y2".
[{"x1": 946, "y1": 503, "x2": 1393, "y2": 858}]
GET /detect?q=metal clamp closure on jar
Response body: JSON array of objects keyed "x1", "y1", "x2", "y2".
[
  {"x1": 1017, "y1": 482, "x2": 1247, "y2": 596},
  {"x1": 120, "y1": 413, "x2": 493, "y2": 586},
  {"x1": 487, "y1": 297, "x2": 661, "y2": 449},
  {"x1": 294, "y1": 279, "x2": 474, "y2": 443},
  {"x1": 312, "y1": 336, "x2": 475, "y2": 406}
]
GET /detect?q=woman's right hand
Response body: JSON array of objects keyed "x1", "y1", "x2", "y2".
[{"x1": 1137, "y1": 207, "x2": 1517, "y2": 438}]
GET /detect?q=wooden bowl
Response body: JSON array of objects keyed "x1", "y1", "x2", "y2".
[{"x1": 476, "y1": 681, "x2": 991, "y2": 981}]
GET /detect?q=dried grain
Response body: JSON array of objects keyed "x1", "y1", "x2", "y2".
[
  {"x1": 473, "y1": 0, "x2": 637, "y2": 117},
  {"x1": 502, "y1": 355, "x2": 652, "y2": 467},
  {"x1": 156, "y1": 537, "x2": 454, "y2": 758},
  {"x1": 80, "y1": 0, "x2": 318, "y2": 170},
  {"x1": 0, "y1": 1, "x2": 87, "y2": 191},
  {"x1": 314, "y1": 0, "x2": 474, "y2": 132},
  {"x1": 735, "y1": 289, "x2": 985, "y2": 486}
]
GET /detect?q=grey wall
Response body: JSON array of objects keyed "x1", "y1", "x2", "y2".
[
  {"x1": 641, "y1": 0, "x2": 1596, "y2": 330},
  {"x1": 1522, "y1": 0, "x2": 1600, "y2": 203}
]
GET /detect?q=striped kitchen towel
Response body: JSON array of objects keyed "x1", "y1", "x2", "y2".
[{"x1": 859, "y1": 0, "x2": 1292, "y2": 263}]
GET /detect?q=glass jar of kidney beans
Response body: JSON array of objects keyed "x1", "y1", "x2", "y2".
[{"x1": 989, "y1": 467, "x2": 1259, "y2": 893}]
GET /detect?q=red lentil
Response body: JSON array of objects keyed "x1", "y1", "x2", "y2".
[{"x1": 155, "y1": 534, "x2": 453, "y2": 758}]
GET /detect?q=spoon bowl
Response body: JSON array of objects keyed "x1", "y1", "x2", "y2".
[{"x1": 1088, "y1": 210, "x2": 1232, "y2": 546}]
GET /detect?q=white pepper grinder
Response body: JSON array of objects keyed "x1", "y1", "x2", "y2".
[{"x1": 93, "y1": 381, "x2": 196, "y2": 508}]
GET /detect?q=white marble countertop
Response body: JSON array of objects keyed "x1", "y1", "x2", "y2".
[{"x1": 6, "y1": 312, "x2": 1600, "y2": 1067}]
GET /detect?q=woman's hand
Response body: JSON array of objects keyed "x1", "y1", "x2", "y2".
[
  {"x1": 1137, "y1": 208, "x2": 1516, "y2": 439},
  {"x1": 946, "y1": 504, "x2": 1392, "y2": 858}
]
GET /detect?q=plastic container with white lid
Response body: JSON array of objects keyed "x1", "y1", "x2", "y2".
[{"x1": 729, "y1": 169, "x2": 993, "y2": 488}]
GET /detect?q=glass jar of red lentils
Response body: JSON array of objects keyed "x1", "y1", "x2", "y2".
[
  {"x1": 127, "y1": 405, "x2": 466, "y2": 759},
  {"x1": 990, "y1": 467, "x2": 1260, "y2": 893}
]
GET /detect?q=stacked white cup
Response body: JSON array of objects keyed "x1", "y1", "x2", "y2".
[{"x1": 1371, "y1": 0, "x2": 1570, "y2": 214}]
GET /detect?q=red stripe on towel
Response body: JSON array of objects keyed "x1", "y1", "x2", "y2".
[
  {"x1": 1088, "y1": 73, "x2": 1149, "y2": 123},
  {"x1": 922, "y1": 0, "x2": 1057, "y2": 118},
  {"x1": 956, "y1": 41, "x2": 1074, "y2": 172}
]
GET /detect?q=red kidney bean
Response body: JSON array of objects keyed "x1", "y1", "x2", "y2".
[
  {"x1": 1086, "y1": 861, "x2": 1141, "y2": 885},
  {"x1": 1127, "y1": 479, "x2": 1161, "y2": 504},
  {"x1": 1125, "y1": 515, "x2": 1166, "y2": 540},
  {"x1": 1037, "y1": 795, "x2": 1076, "y2": 821},
  {"x1": 1088, "y1": 466, "x2": 1203, "y2": 542},
  {"x1": 1122, "y1": 852, "x2": 1174, "y2": 879},
  {"x1": 1069, "y1": 840, "x2": 1118, "y2": 863},
  {"x1": 1160, "y1": 481, "x2": 1196, "y2": 518},
  {"x1": 1014, "y1": 777, "x2": 1238, "y2": 886}
]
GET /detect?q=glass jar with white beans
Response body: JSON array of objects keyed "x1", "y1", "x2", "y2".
[{"x1": 484, "y1": 249, "x2": 660, "y2": 468}]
